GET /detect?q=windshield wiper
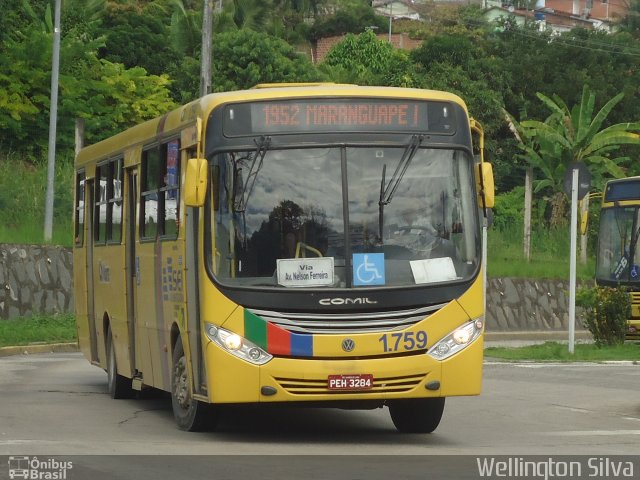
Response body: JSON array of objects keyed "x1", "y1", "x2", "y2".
[
  {"x1": 378, "y1": 134, "x2": 424, "y2": 240},
  {"x1": 378, "y1": 164, "x2": 387, "y2": 242},
  {"x1": 234, "y1": 135, "x2": 271, "y2": 213}
]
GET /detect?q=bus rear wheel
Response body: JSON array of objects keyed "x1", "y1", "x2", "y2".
[
  {"x1": 106, "y1": 327, "x2": 133, "y2": 399},
  {"x1": 171, "y1": 339, "x2": 218, "y2": 431},
  {"x1": 388, "y1": 397, "x2": 445, "y2": 433}
]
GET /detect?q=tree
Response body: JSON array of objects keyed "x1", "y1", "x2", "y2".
[
  {"x1": 321, "y1": 29, "x2": 416, "y2": 86},
  {"x1": 168, "y1": 0, "x2": 202, "y2": 56},
  {"x1": 212, "y1": 29, "x2": 322, "y2": 92},
  {"x1": 308, "y1": 1, "x2": 386, "y2": 39},
  {"x1": 0, "y1": 0, "x2": 176, "y2": 157},
  {"x1": 411, "y1": 32, "x2": 509, "y2": 187},
  {"x1": 516, "y1": 85, "x2": 640, "y2": 227},
  {"x1": 229, "y1": 0, "x2": 275, "y2": 31},
  {"x1": 618, "y1": 0, "x2": 640, "y2": 37},
  {"x1": 0, "y1": 0, "x2": 107, "y2": 157},
  {"x1": 63, "y1": 60, "x2": 177, "y2": 145},
  {"x1": 98, "y1": 2, "x2": 178, "y2": 76}
]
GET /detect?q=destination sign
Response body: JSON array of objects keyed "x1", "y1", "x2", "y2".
[
  {"x1": 605, "y1": 179, "x2": 640, "y2": 202},
  {"x1": 222, "y1": 99, "x2": 455, "y2": 136}
]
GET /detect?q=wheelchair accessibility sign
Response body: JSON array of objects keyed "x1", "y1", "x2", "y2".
[{"x1": 353, "y1": 253, "x2": 385, "y2": 286}]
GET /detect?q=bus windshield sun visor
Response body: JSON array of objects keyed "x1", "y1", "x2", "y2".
[
  {"x1": 233, "y1": 135, "x2": 271, "y2": 213},
  {"x1": 378, "y1": 134, "x2": 425, "y2": 241}
]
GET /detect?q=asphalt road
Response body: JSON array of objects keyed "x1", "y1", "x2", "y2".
[{"x1": 0, "y1": 353, "x2": 639, "y2": 478}]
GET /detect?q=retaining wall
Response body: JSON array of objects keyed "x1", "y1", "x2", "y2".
[
  {"x1": 0, "y1": 244, "x2": 584, "y2": 331},
  {"x1": 486, "y1": 277, "x2": 586, "y2": 331},
  {"x1": 0, "y1": 245, "x2": 73, "y2": 320}
]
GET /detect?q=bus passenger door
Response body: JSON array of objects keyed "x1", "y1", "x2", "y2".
[
  {"x1": 126, "y1": 169, "x2": 138, "y2": 376},
  {"x1": 85, "y1": 179, "x2": 98, "y2": 363}
]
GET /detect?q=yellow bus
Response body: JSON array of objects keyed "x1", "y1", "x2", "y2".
[
  {"x1": 74, "y1": 83, "x2": 494, "y2": 433},
  {"x1": 595, "y1": 176, "x2": 640, "y2": 340}
]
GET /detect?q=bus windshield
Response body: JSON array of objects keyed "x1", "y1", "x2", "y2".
[
  {"x1": 596, "y1": 206, "x2": 640, "y2": 283},
  {"x1": 210, "y1": 145, "x2": 479, "y2": 289}
]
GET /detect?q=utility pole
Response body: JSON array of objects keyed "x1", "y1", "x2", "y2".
[
  {"x1": 388, "y1": 2, "x2": 393, "y2": 43},
  {"x1": 524, "y1": 167, "x2": 533, "y2": 261},
  {"x1": 44, "y1": 0, "x2": 62, "y2": 242},
  {"x1": 200, "y1": 0, "x2": 214, "y2": 97}
]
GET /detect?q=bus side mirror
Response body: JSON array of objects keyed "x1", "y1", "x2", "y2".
[
  {"x1": 184, "y1": 157, "x2": 208, "y2": 207},
  {"x1": 476, "y1": 162, "x2": 495, "y2": 209}
]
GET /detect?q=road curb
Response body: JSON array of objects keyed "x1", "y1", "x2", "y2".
[
  {"x1": 485, "y1": 359, "x2": 639, "y2": 366},
  {"x1": 0, "y1": 342, "x2": 79, "y2": 357}
]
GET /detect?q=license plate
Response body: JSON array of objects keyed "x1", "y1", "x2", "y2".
[{"x1": 327, "y1": 374, "x2": 373, "y2": 391}]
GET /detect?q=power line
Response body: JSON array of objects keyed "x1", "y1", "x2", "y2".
[{"x1": 461, "y1": 17, "x2": 640, "y2": 57}]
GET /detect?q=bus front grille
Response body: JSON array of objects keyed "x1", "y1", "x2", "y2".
[
  {"x1": 248, "y1": 304, "x2": 445, "y2": 334},
  {"x1": 273, "y1": 373, "x2": 427, "y2": 396}
]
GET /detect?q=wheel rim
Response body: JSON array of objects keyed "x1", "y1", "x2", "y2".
[{"x1": 173, "y1": 355, "x2": 190, "y2": 410}]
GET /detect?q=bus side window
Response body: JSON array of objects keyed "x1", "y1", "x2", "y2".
[
  {"x1": 141, "y1": 147, "x2": 161, "y2": 239},
  {"x1": 162, "y1": 139, "x2": 180, "y2": 238},
  {"x1": 94, "y1": 165, "x2": 108, "y2": 243},
  {"x1": 75, "y1": 172, "x2": 85, "y2": 247},
  {"x1": 108, "y1": 158, "x2": 124, "y2": 243}
]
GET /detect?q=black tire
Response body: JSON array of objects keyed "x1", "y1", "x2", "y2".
[
  {"x1": 106, "y1": 327, "x2": 134, "y2": 399},
  {"x1": 388, "y1": 397, "x2": 445, "y2": 433},
  {"x1": 171, "y1": 339, "x2": 218, "y2": 431}
]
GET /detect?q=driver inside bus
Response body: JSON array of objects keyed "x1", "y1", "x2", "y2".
[{"x1": 387, "y1": 203, "x2": 458, "y2": 262}]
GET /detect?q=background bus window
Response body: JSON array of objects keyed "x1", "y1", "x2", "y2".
[
  {"x1": 108, "y1": 158, "x2": 123, "y2": 243},
  {"x1": 162, "y1": 140, "x2": 180, "y2": 238},
  {"x1": 95, "y1": 165, "x2": 108, "y2": 243},
  {"x1": 141, "y1": 148, "x2": 161, "y2": 239},
  {"x1": 75, "y1": 172, "x2": 85, "y2": 246}
]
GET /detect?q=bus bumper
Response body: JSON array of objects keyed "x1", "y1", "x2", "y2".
[
  {"x1": 205, "y1": 335, "x2": 483, "y2": 404},
  {"x1": 627, "y1": 319, "x2": 640, "y2": 340}
]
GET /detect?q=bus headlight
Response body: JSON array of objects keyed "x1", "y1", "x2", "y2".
[
  {"x1": 205, "y1": 323, "x2": 273, "y2": 365},
  {"x1": 427, "y1": 318, "x2": 483, "y2": 361}
]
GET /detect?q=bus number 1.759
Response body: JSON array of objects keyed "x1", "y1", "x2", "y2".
[{"x1": 378, "y1": 331, "x2": 428, "y2": 353}]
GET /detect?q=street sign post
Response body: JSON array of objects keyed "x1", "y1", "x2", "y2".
[{"x1": 565, "y1": 164, "x2": 591, "y2": 354}]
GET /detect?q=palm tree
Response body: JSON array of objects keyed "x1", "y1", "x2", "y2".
[
  {"x1": 167, "y1": 0, "x2": 202, "y2": 57},
  {"x1": 231, "y1": 0, "x2": 275, "y2": 30},
  {"x1": 517, "y1": 85, "x2": 640, "y2": 227}
]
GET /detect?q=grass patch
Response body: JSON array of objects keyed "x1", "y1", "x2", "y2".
[
  {"x1": 0, "y1": 218, "x2": 72, "y2": 247},
  {"x1": 0, "y1": 313, "x2": 77, "y2": 348},
  {"x1": 0, "y1": 155, "x2": 74, "y2": 247},
  {"x1": 485, "y1": 341, "x2": 640, "y2": 362},
  {"x1": 487, "y1": 225, "x2": 596, "y2": 280}
]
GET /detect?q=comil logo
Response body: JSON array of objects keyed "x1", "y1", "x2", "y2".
[
  {"x1": 8, "y1": 456, "x2": 73, "y2": 480},
  {"x1": 318, "y1": 297, "x2": 378, "y2": 306}
]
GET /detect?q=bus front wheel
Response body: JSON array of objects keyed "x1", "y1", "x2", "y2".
[
  {"x1": 388, "y1": 397, "x2": 445, "y2": 433},
  {"x1": 171, "y1": 339, "x2": 218, "y2": 431}
]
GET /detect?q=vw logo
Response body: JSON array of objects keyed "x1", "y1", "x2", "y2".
[{"x1": 342, "y1": 338, "x2": 356, "y2": 352}]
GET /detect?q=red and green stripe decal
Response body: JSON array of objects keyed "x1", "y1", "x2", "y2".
[{"x1": 244, "y1": 310, "x2": 313, "y2": 357}]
